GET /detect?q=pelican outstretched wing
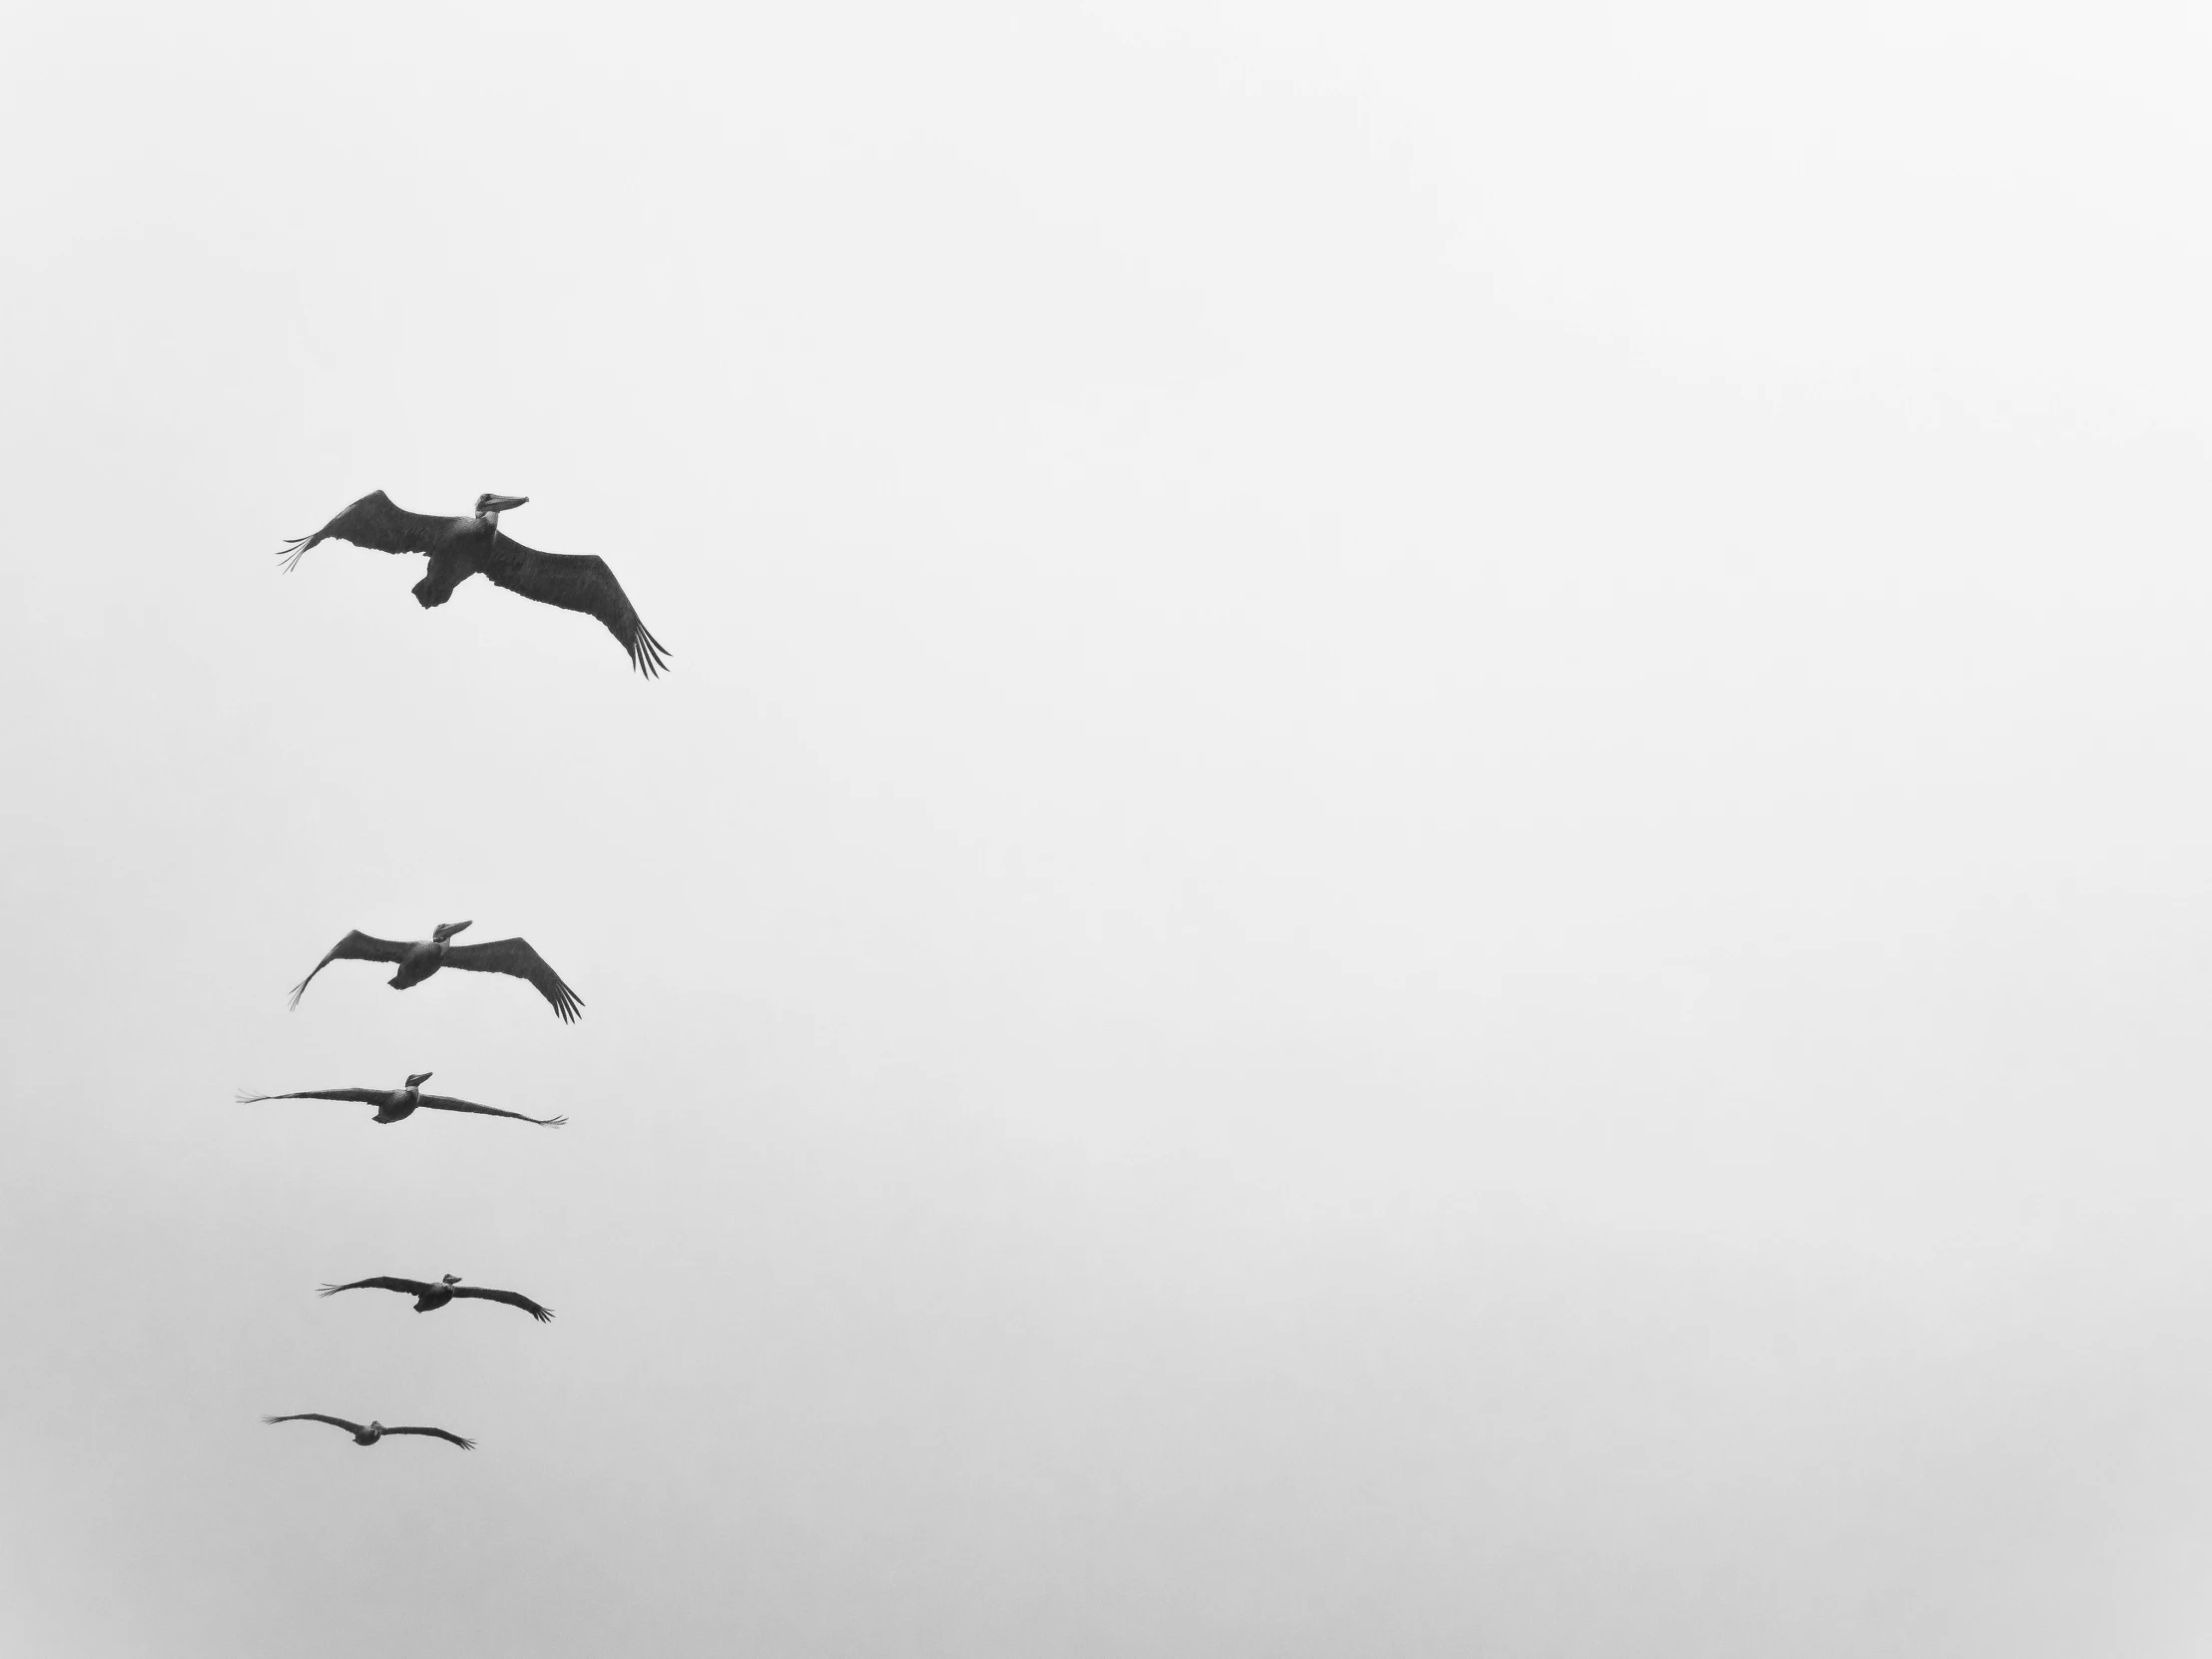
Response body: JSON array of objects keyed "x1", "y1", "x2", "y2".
[
  {"x1": 480, "y1": 533, "x2": 672, "y2": 677},
  {"x1": 265, "y1": 1412, "x2": 364, "y2": 1434},
  {"x1": 318, "y1": 1277, "x2": 436, "y2": 1300},
  {"x1": 288, "y1": 931, "x2": 410, "y2": 1009},
  {"x1": 440, "y1": 936, "x2": 583, "y2": 1022},
  {"x1": 278, "y1": 490, "x2": 454, "y2": 573},
  {"x1": 451, "y1": 1285, "x2": 554, "y2": 1323},
  {"x1": 236, "y1": 1086, "x2": 387, "y2": 1107},
  {"x1": 416, "y1": 1093, "x2": 568, "y2": 1127},
  {"x1": 384, "y1": 1425, "x2": 475, "y2": 1449}
]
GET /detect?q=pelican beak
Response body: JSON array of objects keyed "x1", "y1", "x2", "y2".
[
  {"x1": 437, "y1": 920, "x2": 473, "y2": 940},
  {"x1": 481, "y1": 494, "x2": 529, "y2": 513}
]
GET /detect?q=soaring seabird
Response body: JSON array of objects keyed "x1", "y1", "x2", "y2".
[
  {"x1": 234, "y1": 1072, "x2": 566, "y2": 1128},
  {"x1": 263, "y1": 1413, "x2": 474, "y2": 1449},
  {"x1": 287, "y1": 920, "x2": 583, "y2": 1022},
  {"x1": 319, "y1": 1273, "x2": 554, "y2": 1324},
  {"x1": 277, "y1": 490, "x2": 671, "y2": 676}
]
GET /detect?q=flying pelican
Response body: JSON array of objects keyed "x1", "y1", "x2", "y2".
[
  {"x1": 264, "y1": 1413, "x2": 474, "y2": 1449},
  {"x1": 288, "y1": 919, "x2": 583, "y2": 1022},
  {"x1": 277, "y1": 490, "x2": 671, "y2": 676},
  {"x1": 234, "y1": 1072, "x2": 566, "y2": 1128},
  {"x1": 318, "y1": 1273, "x2": 554, "y2": 1323}
]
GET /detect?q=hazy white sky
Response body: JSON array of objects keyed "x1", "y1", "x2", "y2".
[{"x1": 6, "y1": 2, "x2": 2212, "y2": 1653}]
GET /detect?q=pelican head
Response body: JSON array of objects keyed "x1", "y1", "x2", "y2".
[
  {"x1": 431, "y1": 920, "x2": 472, "y2": 943},
  {"x1": 366, "y1": 1420, "x2": 385, "y2": 1434},
  {"x1": 474, "y1": 493, "x2": 528, "y2": 525},
  {"x1": 441, "y1": 1274, "x2": 462, "y2": 1286},
  {"x1": 403, "y1": 1071, "x2": 433, "y2": 1089}
]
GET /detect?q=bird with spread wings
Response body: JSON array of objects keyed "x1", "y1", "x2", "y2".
[
  {"x1": 319, "y1": 1273, "x2": 554, "y2": 1324},
  {"x1": 263, "y1": 1413, "x2": 475, "y2": 1449},
  {"x1": 277, "y1": 489, "x2": 671, "y2": 677},
  {"x1": 287, "y1": 919, "x2": 584, "y2": 1022},
  {"x1": 234, "y1": 1071, "x2": 566, "y2": 1127}
]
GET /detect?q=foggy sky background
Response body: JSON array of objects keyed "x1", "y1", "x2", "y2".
[{"x1": 6, "y1": 2, "x2": 2212, "y2": 1653}]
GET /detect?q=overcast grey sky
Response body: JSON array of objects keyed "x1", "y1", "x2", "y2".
[{"x1": 6, "y1": 2, "x2": 2212, "y2": 1653}]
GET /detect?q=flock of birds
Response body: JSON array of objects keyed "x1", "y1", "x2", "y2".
[{"x1": 249, "y1": 488, "x2": 666, "y2": 1453}]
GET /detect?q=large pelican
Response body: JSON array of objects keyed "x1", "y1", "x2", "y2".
[
  {"x1": 319, "y1": 1273, "x2": 553, "y2": 1323},
  {"x1": 235, "y1": 1072, "x2": 566, "y2": 1128},
  {"x1": 277, "y1": 490, "x2": 671, "y2": 676},
  {"x1": 288, "y1": 919, "x2": 583, "y2": 1022},
  {"x1": 264, "y1": 1413, "x2": 474, "y2": 1449}
]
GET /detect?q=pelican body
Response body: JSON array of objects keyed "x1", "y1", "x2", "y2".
[
  {"x1": 387, "y1": 920, "x2": 469, "y2": 991},
  {"x1": 378, "y1": 1071, "x2": 436, "y2": 1122},
  {"x1": 399, "y1": 493, "x2": 524, "y2": 613},
  {"x1": 277, "y1": 490, "x2": 671, "y2": 676}
]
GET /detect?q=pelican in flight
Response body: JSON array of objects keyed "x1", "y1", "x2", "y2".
[
  {"x1": 264, "y1": 1413, "x2": 474, "y2": 1450},
  {"x1": 289, "y1": 919, "x2": 583, "y2": 1022},
  {"x1": 277, "y1": 490, "x2": 671, "y2": 676},
  {"x1": 235, "y1": 1072, "x2": 566, "y2": 1128},
  {"x1": 319, "y1": 1273, "x2": 553, "y2": 1323}
]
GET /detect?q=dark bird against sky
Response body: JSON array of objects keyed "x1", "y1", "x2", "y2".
[
  {"x1": 263, "y1": 1413, "x2": 475, "y2": 1449},
  {"x1": 277, "y1": 490, "x2": 672, "y2": 676},
  {"x1": 234, "y1": 1071, "x2": 567, "y2": 1127},
  {"x1": 319, "y1": 1273, "x2": 554, "y2": 1323},
  {"x1": 288, "y1": 920, "x2": 584, "y2": 1022}
]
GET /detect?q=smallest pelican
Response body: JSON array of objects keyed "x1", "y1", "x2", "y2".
[
  {"x1": 263, "y1": 1413, "x2": 474, "y2": 1449},
  {"x1": 234, "y1": 1072, "x2": 566, "y2": 1128}
]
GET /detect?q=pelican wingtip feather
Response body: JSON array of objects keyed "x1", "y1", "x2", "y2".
[{"x1": 631, "y1": 626, "x2": 673, "y2": 678}]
